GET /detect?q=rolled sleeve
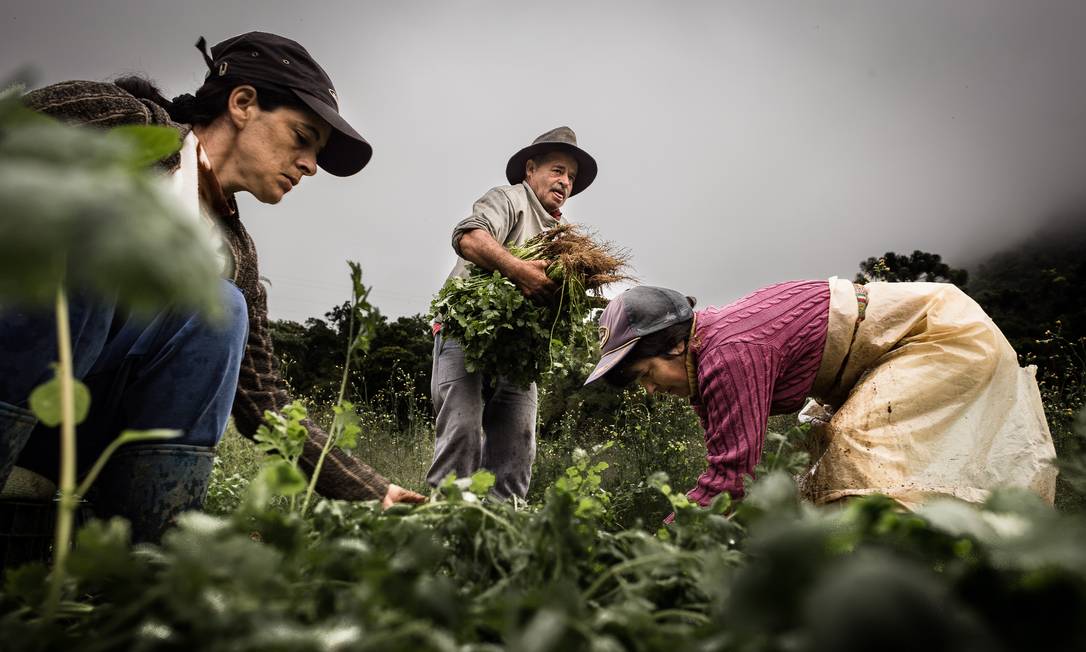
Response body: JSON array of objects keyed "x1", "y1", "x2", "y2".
[{"x1": 451, "y1": 186, "x2": 518, "y2": 256}]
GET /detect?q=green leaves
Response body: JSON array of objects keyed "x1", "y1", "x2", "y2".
[
  {"x1": 28, "y1": 374, "x2": 90, "y2": 426},
  {"x1": 431, "y1": 265, "x2": 593, "y2": 388},
  {"x1": 346, "y1": 261, "x2": 381, "y2": 356},
  {"x1": 553, "y1": 442, "x2": 613, "y2": 522},
  {"x1": 257, "y1": 459, "x2": 308, "y2": 497},
  {"x1": 254, "y1": 400, "x2": 309, "y2": 461},
  {"x1": 469, "y1": 469, "x2": 496, "y2": 495},
  {"x1": 428, "y1": 225, "x2": 628, "y2": 388},
  {"x1": 248, "y1": 401, "x2": 312, "y2": 510},
  {"x1": 107, "y1": 125, "x2": 182, "y2": 170},
  {"x1": 332, "y1": 402, "x2": 361, "y2": 450},
  {"x1": 0, "y1": 91, "x2": 222, "y2": 317},
  {"x1": 9, "y1": 449, "x2": 1086, "y2": 651}
]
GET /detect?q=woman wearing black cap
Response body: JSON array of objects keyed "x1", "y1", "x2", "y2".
[
  {"x1": 583, "y1": 279, "x2": 1056, "y2": 517},
  {"x1": 0, "y1": 32, "x2": 423, "y2": 543}
]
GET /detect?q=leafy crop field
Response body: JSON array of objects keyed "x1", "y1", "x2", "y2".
[
  {"x1": 4, "y1": 372, "x2": 1085, "y2": 651},
  {"x1": 3, "y1": 331, "x2": 1085, "y2": 650},
  {"x1": 6, "y1": 428, "x2": 1086, "y2": 651},
  {"x1": 18, "y1": 301, "x2": 1065, "y2": 652}
]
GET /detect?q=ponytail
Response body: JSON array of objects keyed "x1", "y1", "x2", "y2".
[
  {"x1": 113, "y1": 75, "x2": 171, "y2": 111},
  {"x1": 114, "y1": 74, "x2": 226, "y2": 125},
  {"x1": 114, "y1": 74, "x2": 308, "y2": 127}
]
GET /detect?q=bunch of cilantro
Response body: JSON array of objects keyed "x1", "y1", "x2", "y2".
[{"x1": 430, "y1": 225, "x2": 628, "y2": 387}]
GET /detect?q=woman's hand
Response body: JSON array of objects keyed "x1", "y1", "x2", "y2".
[{"x1": 381, "y1": 483, "x2": 427, "y2": 509}]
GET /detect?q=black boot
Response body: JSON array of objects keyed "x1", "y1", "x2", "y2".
[{"x1": 88, "y1": 444, "x2": 215, "y2": 544}]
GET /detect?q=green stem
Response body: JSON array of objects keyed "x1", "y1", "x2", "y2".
[
  {"x1": 583, "y1": 551, "x2": 699, "y2": 600},
  {"x1": 652, "y1": 608, "x2": 710, "y2": 625},
  {"x1": 546, "y1": 274, "x2": 566, "y2": 372},
  {"x1": 414, "y1": 501, "x2": 525, "y2": 541},
  {"x1": 45, "y1": 284, "x2": 76, "y2": 618},
  {"x1": 73, "y1": 438, "x2": 128, "y2": 500},
  {"x1": 74, "y1": 429, "x2": 180, "y2": 499},
  {"x1": 769, "y1": 431, "x2": 786, "y2": 473},
  {"x1": 301, "y1": 297, "x2": 358, "y2": 514}
]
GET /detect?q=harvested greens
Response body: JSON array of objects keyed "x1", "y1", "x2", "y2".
[{"x1": 430, "y1": 224, "x2": 631, "y2": 386}]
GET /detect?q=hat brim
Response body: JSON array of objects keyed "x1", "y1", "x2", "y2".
[
  {"x1": 506, "y1": 142, "x2": 597, "y2": 196},
  {"x1": 583, "y1": 337, "x2": 640, "y2": 386},
  {"x1": 292, "y1": 89, "x2": 373, "y2": 177}
]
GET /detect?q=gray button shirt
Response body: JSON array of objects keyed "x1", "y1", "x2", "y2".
[{"x1": 444, "y1": 181, "x2": 560, "y2": 283}]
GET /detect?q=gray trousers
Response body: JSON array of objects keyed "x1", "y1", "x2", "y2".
[{"x1": 427, "y1": 333, "x2": 537, "y2": 499}]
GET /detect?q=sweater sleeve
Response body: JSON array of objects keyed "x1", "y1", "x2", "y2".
[
  {"x1": 687, "y1": 343, "x2": 780, "y2": 507},
  {"x1": 451, "y1": 187, "x2": 518, "y2": 255},
  {"x1": 228, "y1": 227, "x2": 390, "y2": 502},
  {"x1": 22, "y1": 80, "x2": 186, "y2": 171}
]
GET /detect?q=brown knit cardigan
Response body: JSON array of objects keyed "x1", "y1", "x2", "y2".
[{"x1": 23, "y1": 80, "x2": 390, "y2": 501}]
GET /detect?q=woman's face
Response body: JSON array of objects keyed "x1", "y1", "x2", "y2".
[
  {"x1": 626, "y1": 344, "x2": 690, "y2": 398},
  {"x1": 234, "y1": 104, "x2": 331, "y2": 204}
]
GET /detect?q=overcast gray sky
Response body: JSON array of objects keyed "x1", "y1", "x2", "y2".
[{"x1": 4, "y1": 1, "x2": 1085, "y2": 321}]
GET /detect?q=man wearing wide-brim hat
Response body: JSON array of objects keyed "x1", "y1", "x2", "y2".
[{"x1": 429, "y1": 126, "x2": 598, "y2": 498}]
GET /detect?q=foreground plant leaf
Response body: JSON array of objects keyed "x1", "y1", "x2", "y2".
[
  {"x1": 0, "y1": 94, "x2": 222, "y2": 317},
  {"x1": 7, "y1": 459, "x2": 1086, "y2": 650},
  {"x1": 257, "y1": 459, "x2": 308, "y2": 497},
  {"x1": 107, "y1": 125, "x2": 182, "y2": 170},
  {"x1": 28, "y1": 375, "x2": 90, "y2": 426}
]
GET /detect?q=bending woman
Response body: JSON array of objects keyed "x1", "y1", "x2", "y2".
[
  {"x1": 1, "y1": 32, "x2": 423, "y2": 542},
  {"x1": 584, "y1": 280, "x2": 1056, "y2": 510}
]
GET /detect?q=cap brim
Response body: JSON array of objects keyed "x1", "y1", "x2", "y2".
[
  {"x1": 293, "y1": 89, "x2": 373, "y2": 177},
  {"x1": 506, "y1": 142, "x2": 598, "y2": 196},
  {"x1": 583, "y1": 337, "x2": 639, "y2": 386}
]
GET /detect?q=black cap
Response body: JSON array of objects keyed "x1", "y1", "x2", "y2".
[{"x1": 197, "y1": 32, "x2": 372, "y2": 177}]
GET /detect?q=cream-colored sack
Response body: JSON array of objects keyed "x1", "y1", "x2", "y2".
[{"x1": 800, "y1": 278, "x2": 1057, "y2": 509}]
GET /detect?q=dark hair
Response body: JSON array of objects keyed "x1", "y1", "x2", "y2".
[
  {"x1": 114, "y1": 75, "x2": 306, "y2": 126},
  {"x1": 604, "y1": 319, "x2": 694, "y2": 388}
]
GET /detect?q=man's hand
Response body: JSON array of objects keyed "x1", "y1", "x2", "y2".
[
  {"x1": 458, "y1": 229, "x2": 557, "y2": 301},
  {"x1": 381, "y1": 483, "x2": 427, "y2": 509},
  {"x1": 510, "y1": 259, "x2": 557, "y2": 301}
]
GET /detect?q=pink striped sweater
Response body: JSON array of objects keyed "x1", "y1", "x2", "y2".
[{"x1": 687, "y1": 280, "x2": 830, "y2": 506}]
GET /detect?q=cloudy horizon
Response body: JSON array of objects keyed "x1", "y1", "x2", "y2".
[{"x1": 4, "y1": 0, "x2": 1085, "y2": 322}]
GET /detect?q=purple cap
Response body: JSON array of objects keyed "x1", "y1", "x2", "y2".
[{"x1": 584, "y1": 286, "x2": 694, "y2": 385}]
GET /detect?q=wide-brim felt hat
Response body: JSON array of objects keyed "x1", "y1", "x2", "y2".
[
  {"x1": 505, "y1": 126, "x2": 597, "y2": 196},
  {"x1": 199, "y1": 32, "x2": 372, "y2": 177}
]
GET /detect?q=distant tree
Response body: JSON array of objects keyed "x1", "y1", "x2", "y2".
[
  {"x1": 854, "y1": 250, "x2": 968, "y2": 286},
  {"x1": 968, "y1": 214, "x2": 1086, "y2": 509},
  {"x1": 269, "y1": 316, "x2": 343, "y2": 403},
  {"x1": 354, "y1": 314, "x2": 434, "y2": 403},
  {"x1": 270, "y1": 302, "x2": 435, "y2": 417},
  {"x1": 968, "y1": 217, "x2": 1086, "y2": 354}
]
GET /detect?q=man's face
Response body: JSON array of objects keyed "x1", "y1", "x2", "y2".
[{"x1": 524, "y1": 151, "x2": 579, "y2": 213}]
